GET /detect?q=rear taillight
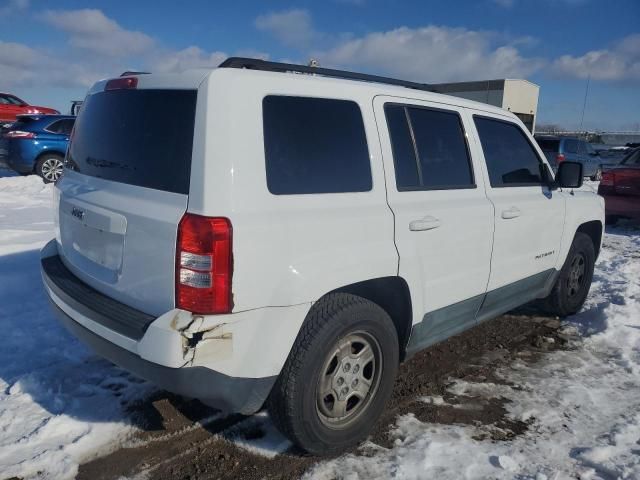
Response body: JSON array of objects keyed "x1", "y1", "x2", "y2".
[
  {"x1": 176, "y1": 213, "x2": 233, "y2": 314},
  {"x1": 600, "y1": 172, "x2": 615, "y2": 187},
  {"x1": 556, "y1": 153, "x2": 566, "y2": 164},
  {"x1": 105, "y1": 77, "x2": 138, "y2": 90},
  {"x1": 3, "y1": 130, "x2": 36, "y2": 139}
]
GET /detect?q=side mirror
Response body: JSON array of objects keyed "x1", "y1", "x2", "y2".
[{"x1": 557, "y1": 161, "x2": 583, "y2": 189}]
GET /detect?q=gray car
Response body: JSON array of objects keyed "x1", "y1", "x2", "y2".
[{"x1": 535, "y1": 135, "x2": 603, "y2": 180}]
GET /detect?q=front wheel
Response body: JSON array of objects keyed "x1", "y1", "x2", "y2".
[
  {"x1": 36, "y1": 154, "x2": 64, "y2": 183},
  {"x1": 541, "y1": 232, "x2": 595, "y2": 317},
  {"x1": 268, "y1": 293, "x2": 399, "y2": 455}
]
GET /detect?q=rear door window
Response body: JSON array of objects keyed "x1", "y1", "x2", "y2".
[
  {"x1": 67, "y1": 89, "x2": 197, "y2": 194},
  {"x1": 385, "y1": 104, "x2": 474, "y2": 190},
  {"x1": 262, "y1": 96, "x2": 372, "y2": 195},
  {"x1": 46, "y1": 119, "x2": 75, "y2": 135},
  {"x1": 474, "y1": 116, "x2": 543, "y2": 187}
]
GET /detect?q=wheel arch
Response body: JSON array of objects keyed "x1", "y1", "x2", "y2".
[
  {"x1": 329, "y1": 276, "x2": 413, "y2": 362},
  {"x1": 576, "y1": 220, "x2": 603, "y2": 259}
]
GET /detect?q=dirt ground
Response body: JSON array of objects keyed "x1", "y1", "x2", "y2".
[{"x1": 78, "y1": 310, "x2": 572, "y2": 480}]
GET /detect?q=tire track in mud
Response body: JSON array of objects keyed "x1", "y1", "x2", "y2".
[{"x1": 78, "y1": 312, "x2": 573, "y2": 480}]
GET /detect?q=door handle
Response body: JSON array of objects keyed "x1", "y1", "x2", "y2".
[
  {"x1": 501, "y1": 207, "x2": 522, "y2": 219},
  {"x1": 409, "y1": 216, "x2": 441, "y2": 231}
]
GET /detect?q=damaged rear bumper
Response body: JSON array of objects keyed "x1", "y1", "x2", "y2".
[
  {"x1": 51, "y1": 301, "x2": 275, "y2": 413},
  {"x1": 39, "y1": 240, "x2": 310, "y2": 415}
]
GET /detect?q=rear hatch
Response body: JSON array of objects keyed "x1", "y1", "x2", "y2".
[{"x1": 55, "y1": 86, "x2": 197, "y2": 316}]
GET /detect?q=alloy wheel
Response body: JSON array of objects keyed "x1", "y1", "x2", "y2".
[
  {"x1": 41, "y1": 157, "x2": 63, "y2": 182},
  {"x1": 316, "y1": 331, "x2": 382, "y2": 428},
  {"x1": 567, "y1": 252, "x2": 586, "y2": 298}
]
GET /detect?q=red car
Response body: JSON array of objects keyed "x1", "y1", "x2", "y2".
[
  {"x1": 598, "y1": 148, "x2": 640, "y2": 224},
  {"x1": 0, "y1": 92, "x2": 59, "y2": 123}
]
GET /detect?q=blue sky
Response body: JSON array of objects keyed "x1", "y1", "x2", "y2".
[{"x1": 1, "y1": 0, "x2": 638, "y2": 130}]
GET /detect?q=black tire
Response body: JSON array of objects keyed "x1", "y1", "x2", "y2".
[
  {"x1": 268, "y1": 293, "x2": 399, "y2": 455},
  {"x1": 35, "y1": 153, "x2": 64, "y2": 183},
  {"x1": 541, "y1": 232, "x2": 595, "y2": 317}
]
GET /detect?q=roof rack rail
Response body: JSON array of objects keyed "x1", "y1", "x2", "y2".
[{"x1": 218, "y1": 57, "x2": 437, "y2": 93}]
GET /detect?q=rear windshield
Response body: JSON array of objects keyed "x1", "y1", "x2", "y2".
[
  {"x1": 536, "y1": 138, "x2": 560, "y2": 152},
  {"x1": 67, "y1": 89, "x2": 197, "y2": 194}
]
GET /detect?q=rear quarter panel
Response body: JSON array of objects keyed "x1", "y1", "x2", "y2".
[{"x1": 187, "y1": 69, "x2": 399, "y2": 312}]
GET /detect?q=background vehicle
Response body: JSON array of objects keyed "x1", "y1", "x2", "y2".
[
  {"x1": 0, "y1": 93, "x2": 59, "y2": 122},
  {"x1": 0, "y1": 115, "x2": 75, "y2": 182},
  {"x1": 598, "y1": 146, "x2": 629, "y2": 171},
  {"x1": 599, "y1": 147, "x2": 640, "y2": 224},
  {"x1": 41, "y1": 59, "x2": 604, "y2": 456},
  {"x1": 535, "y1": 135, "x2": 603, "y2": 180}
]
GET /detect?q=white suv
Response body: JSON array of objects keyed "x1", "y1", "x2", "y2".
[{"x1": 41, "y1": 58, "x2": 604, "y2": 455}]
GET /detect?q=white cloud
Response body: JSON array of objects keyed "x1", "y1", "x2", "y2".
[
  {"x1": 551, "y1": 34, "x2": 640, "y2": 82},
  {"x1": 42, "y1": 9, "x2": 154, "y2": 57},
  {"x1": 255, "y1": 9, "x2": 320, "y2": 48},
  {"x1": 150, "y1": 46, "x2": 228, "y2": 73},
  {"x1": 312, "y1": 26, "x2": 545, "y2": 82},
  {"x1": 0, "y1": 41, "x2": 108, "y2": 89}
]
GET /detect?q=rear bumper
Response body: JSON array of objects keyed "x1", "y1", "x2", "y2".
[
  {"x1": 39, "y1": 239, "x2": 303, "y2": 414},
  {"x1": 50, "y1": 300, "x2": 275, "y2": 413}
]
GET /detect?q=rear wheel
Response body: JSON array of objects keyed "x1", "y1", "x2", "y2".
[
  {"x1": 541, "y1": 232, "x2": 595, "y2": 317},
  {"x1": 36, "y1": 154, "x2": 64, "y2": 183},
  {"x1": 268, "y1": 293, "x2": 399, "y2": 455}
]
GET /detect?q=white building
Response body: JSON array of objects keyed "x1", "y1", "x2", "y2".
[{"x1": 431, "y1": 79, "x2": 540, "y2": 132}]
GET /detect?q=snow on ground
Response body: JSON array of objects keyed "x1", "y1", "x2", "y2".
[
  {"x1": 1, "y1": 172, "x2": 638, "y2": 480},
  {"x1": 308, "y1": 229, "x2": 640, "y2": 479},
  {"x1": 0, "y1": 174, "x2": 154, "y2": 479}
]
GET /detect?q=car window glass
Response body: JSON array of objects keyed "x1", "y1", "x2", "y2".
[
  {"x1": 58, "y1": 119, "x2": 74, "y2": 135},
  {"x1": 0, "y1": 96, "x2": 9, "y2": 105},
  {"x1": 263, "y1": 96, "x2": 372, "y2": 195},
  {"x1": 384, "y1": 105, "x2": 420, "y2": 189},
  {"x1": 407, "y1": 107, "x2": 473, "y2": 189},
  {"x1": 46, "y1": 120, "x2": 62, "y2": 133},
  {"x1": 385, "y1": 104, "x2": 473, "y2": 190},
  {"x1": 623, "y1": 149, "x2": 640, "y2": 165},
  {"x1": 474, "y1": 116, "x2": 543, "y2": 187},
  {"x1": 536, "y1": 138, "x2": 560, "y2": 152}
]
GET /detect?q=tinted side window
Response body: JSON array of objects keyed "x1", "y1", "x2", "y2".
[
  {"x1": 474, "y1": 116, "x2": 543, "y2": 187},
  {"x1": 409, "y1": 107, "x2": 473, "y2": 189},
  {"x1": 263, "y1": 96, "x2": 372, "y2": 195},
  {"x1": 46, "y1": 119, "x2": 74, "y2": 134},
  {"x1": 58, "y1": 119, "x2": 75, "y2": 135},
  {"x1": 384, "y1": 105, "x2": 420, "y2": 189},
  {"x1": 385, "y1": 104, "x2": 473, "y2": 190}
]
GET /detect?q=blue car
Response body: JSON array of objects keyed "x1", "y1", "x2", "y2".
[
  {"x1": 534, "y1": 135, "x2": 603, "y2": 181},
  {"x1": 0, "y1": 114, "x2": 75, "y2": 182}
]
